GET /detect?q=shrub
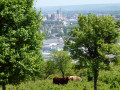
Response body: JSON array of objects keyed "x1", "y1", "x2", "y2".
[
  {"x1": 65, "y1": 69, "x2": 76, "y2": 76},
  {"x1": 110, "y1": 81, "x2": 120, "y2": 89},
  {"x1": 47, "y1": 74, "x2": 60, "y2": 80},
  {"x1": 98, "y1": 67, "x2": 120, "y2": 84}
]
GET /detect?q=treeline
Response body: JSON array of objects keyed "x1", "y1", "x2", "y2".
[{"x1": 43, "y1": 21, "x2": 63, "y2": 25}]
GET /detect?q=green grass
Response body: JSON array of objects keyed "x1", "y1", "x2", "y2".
[
  {"x1": 1, "y1": 65, "x2": 120, "y2": 90},
  {"x1": 0, "y1": 79, "x2": 93, "y2": 90},
  {"x1": 0, "y1": 79, "x2": 112, "y2": 90}
]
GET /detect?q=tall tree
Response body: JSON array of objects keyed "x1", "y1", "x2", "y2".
[
  {"x1": 0, "y1": 0, "x2": 43, "y2": 90},
  {"x1": 51, "y1": 51, "x2": 72, "y2": 77},
  {"x1": 64, "y1": 13, "x2": 120, "y2": 90}
]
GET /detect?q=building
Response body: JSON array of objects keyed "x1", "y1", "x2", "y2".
[
  {"x1": 57, "y1": 8, "x2": 62, "y2": 20},
  {"x1": 41, "y1": 38, "x2": 64, "y2": 60},
  {"x1": 47, "y1": 14, "x2": 52, "y2": 20}
]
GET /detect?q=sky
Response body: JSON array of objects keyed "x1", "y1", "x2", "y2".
[{"x1": 34, "y1": 0, "x2": 120, "y2": 7}]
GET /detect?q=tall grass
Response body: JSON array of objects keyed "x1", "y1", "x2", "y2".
[
  {"x1": 1, "y1": 65, "x2": 120, "y2": 90},
  {"x1": 0, "y1": 79, "x2": 115, "y2": 90}
]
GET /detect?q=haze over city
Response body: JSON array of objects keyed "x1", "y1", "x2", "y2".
[{"x1": 34, "y1": 0, "x2": 120, "y2": 7}]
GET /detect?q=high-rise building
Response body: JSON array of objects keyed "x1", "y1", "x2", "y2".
[
  {"x1": 57, "y1": 8, "x2": 62, "y2": 20},
  {"x1": 47, "y1": 14, "x2": 52, "y2": 20},
  {"x1": 51, "y1": 13, "x2": 58, "y2": 20}
]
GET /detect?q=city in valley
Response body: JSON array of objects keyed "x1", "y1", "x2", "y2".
[{"x1": 39, "y1": 4, "x2": 120, "y2": 60}]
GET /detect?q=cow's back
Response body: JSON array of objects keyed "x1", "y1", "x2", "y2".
[
  {"x1": 53, "y1": 77, "x2": 61, "y2": 84},
  {"x1": 53, "y1": 77, "x2": 69, "y2": 85},
  {"x1": 69, "y1": 76, "x2": 82, "y2": 81}
]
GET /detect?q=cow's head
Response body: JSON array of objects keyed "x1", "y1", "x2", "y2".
[{"x1": 66, "y1": 76, "x2": 70, "y2": 81}]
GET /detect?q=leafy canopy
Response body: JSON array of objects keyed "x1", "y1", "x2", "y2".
[
  {"x1": 0, "y1": 0, "x2": 43, "y2": 86},
  {"x1": 64, "y1": 13, "x2": 120, "y2": 90},
  {"x1": 50, "y1": 51, "x2": 72, "y2": 77},
  {"x1": 64, "y1": 13, "x2": 120, "y2": 63}
]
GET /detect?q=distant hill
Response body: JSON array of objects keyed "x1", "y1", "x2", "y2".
[{"x1": 36, "y1": 3, "x2": 120, "y2": 13}]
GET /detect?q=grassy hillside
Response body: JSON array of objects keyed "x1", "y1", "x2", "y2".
[{"x1": 1, "y1": 65, "x2": 120, "y2": 90}]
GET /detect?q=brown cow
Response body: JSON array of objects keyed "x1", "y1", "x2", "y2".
[
  {"x1": 53, "y1": 76, "x2": 70, "y2": 85},
  {"x1": 69, "y1": 76, "x2": 82, "y2": 81}
]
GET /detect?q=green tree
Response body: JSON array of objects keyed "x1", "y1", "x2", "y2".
[
  {"x1": 64, "y1": 13, "x2": 120, "y2": 90},
  {"x1": 0, "y1": 0, "x2": 43, "y2": 90},
  {"x1": 44, "y1": 60, "x2": 56, "y2": 78},
  {"x1": 51, "y1": 51, "x2": 72, "y2": 77},
  {"x1": 115, "y1": 20, "x2": 120, "y2": 28}
]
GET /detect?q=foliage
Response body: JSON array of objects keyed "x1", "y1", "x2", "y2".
[
  {"x1": 110, "y1": 81, "x2": 120, "y2": 89},
  {"x1": 0, "y1": 65, "x2": 120, "y2": 90},
  {"x1": 44, "y1": 60, "x2": 56, "y2": 78},
  {"x1": 47, "y1": 74, "x2": 60, "y2": 79},
  {"x1": 64, "y1": 13, "x2": 120, "y2": 90},
  {"x1": 98, "y1": 65, "x2": 120, "y2": 84},
  {"x1": 43, "y1": 21, "x2": 63, "y2": 25},
  {"x1": 0, "y1": 79, "x2": 94, "y2": 90},
  {"x1": 0, "y1": 0, "x2": 44, "y2": 88},
  {"x1": 50, "y1": 51, "x2": 72, "y2": 77},
  {"x1": 42, "y1": 29, "x2": 54, "y2": 39},
  {"x1": 115, "y1": 20, "x2": 120, "y2": 28},
  {"x1": 59, "y1": 25, "x2": 75, "y2": 36},
  {"x1": 42, "y1": 20, "x2": 76, "y2": 39},
  {"x1": 112, "y1": 56, "x2": 120, "y2": 65},
  {"x1": 65, "y1": 69, "x2": 76, "y2": 76}
]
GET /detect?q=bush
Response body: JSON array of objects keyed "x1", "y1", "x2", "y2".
[
  {"x1": 98, "y1": 65, "x2": 120, "y2": 84},
  {"x1": 47, "y1": 74, "x2": 60, "y2": 80},
  {"x1": 87, "y1": 68, "x2": 93, "y2": 81},
  {"x1": 78, "y1": 69, "x2": 87, "y2": 77},
  {"x1": 65, "y1": 69, "x2": 76, "y2": 76},
  {"x1": 110, "y1": 81, "x2": 120, "y2": 89}
]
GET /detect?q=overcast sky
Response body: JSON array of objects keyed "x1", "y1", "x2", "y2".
[{"x1": 34, "y1": 0, "x2": 120, "y2": 7}]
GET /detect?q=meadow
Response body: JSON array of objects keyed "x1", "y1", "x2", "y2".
[{"x1": 1, "y1": 65, "x2": 120, "y2": 90}]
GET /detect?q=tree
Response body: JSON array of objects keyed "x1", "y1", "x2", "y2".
[
  {"x1": 115, "y1": 20, "x2": 120, "y2": 28},
  {"x1": 0, "y1": 0, "x2": 43, "y2": 90},
  {"x1": 51, "y1": 51, "x2": 72, "y2": 77},
  {"x1": 64, "y1": 13, "x2": 120, "y2": 90},
  {"x1": 44, "y1": 60, "x2": 56, "y2": 79}
]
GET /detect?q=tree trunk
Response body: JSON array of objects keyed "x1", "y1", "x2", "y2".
[
  {"x1": 94, "y1": 68, "x2": 98, "y2": 90},
  {"x1": 62, "y1": 71, "x2": 64, "y2": 77},
  {"x1": 34, "y1": 77, "x2": 35, "y2": 83},
  {"x1": 2, "y1": 85, "x2": 6, "y2": 90}
]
